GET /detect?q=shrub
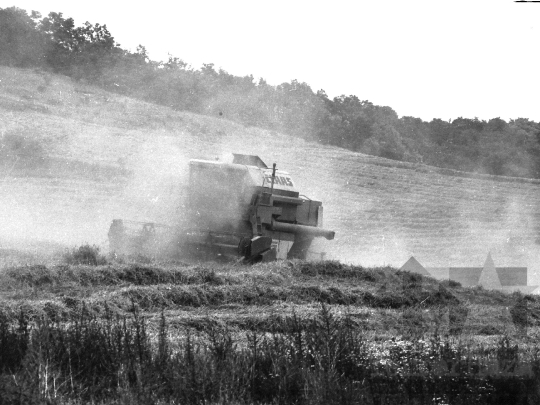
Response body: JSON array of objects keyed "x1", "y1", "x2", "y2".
[
  {"x1": 442, "y1": 279, "x2": 462, "y2": 288},
  {"x1": 63, "y1": 244, "x2": 107, "y2": 266}
]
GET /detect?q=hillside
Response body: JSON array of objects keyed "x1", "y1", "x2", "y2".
[
  {"x1": 1, "y1": 66, "x2": 540, "y2": 284},
  {"x1": 4, "y1": 5, "x2": 540, "y2": 181}
]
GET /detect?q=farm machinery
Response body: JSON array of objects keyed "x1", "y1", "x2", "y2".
[{"x1": 108, "y1": 154, "x2": 335, "y2": 262}]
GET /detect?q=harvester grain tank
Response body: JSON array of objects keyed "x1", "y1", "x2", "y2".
[{"x1": 108, "y1": 154, "x2": 335, "y2": 262}]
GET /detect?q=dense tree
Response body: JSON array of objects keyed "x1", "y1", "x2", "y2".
[
  {"x1": 319, "y1": 95, "x2": 374, "y2": 150},
  {"x1": 0, "y1": 7, "x2": 46, "y2": 67}
]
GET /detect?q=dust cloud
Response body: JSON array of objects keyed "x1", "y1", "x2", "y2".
[
  {"x1": 117, "y1": 139, "x2": 191, "y2": 226},
  {"x1": 0, "y1": 134, "x2": 194, "y2": 258},
  {"x1": 0, "y1": 121, "x2": 255, "y2": 262}
]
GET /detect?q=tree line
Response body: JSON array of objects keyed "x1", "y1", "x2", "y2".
[{"x1": 2, "y1": 6, "x2": 540, "y2": 178}]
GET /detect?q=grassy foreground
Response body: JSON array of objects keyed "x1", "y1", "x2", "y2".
[{"x1": 1, "y1": 253, "x2": 540, "y2": 404}]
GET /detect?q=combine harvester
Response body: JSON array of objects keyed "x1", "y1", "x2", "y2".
[{"x1": 108, "y1": 154, "x2": 335, "y2": 263}]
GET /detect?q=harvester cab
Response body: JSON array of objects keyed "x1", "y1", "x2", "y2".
[{"x1": 109, "y1": 154, "x2": 335, "y2": 262}]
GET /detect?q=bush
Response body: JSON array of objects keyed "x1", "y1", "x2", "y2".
[
  {"x1": 442, "y1": 279, "x2": 462, "y2": 288},
  {"x1": 63, "y1": 244, "x2": 107, "y2": 266}
]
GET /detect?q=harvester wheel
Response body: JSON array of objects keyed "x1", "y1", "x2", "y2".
[{"x1": 238, "y1": 237, "x2": 251, "y2": 257}]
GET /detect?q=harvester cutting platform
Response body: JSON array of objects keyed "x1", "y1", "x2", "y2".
[{"x1": 109, "y1": 154, "x2": 335, "y2": 262}]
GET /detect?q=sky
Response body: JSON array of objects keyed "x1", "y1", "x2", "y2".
[{"x1": 2, "y1": 0, "x2": 539, "y2": 122}]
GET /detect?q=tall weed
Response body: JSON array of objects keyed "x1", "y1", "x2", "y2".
[{"x1": 0, "y1": 304, "x2": 537, "y2": 404}]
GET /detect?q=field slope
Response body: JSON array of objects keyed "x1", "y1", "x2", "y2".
[{"x1": 1, "y1": 66, "x2": 540, "y2": 283}]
